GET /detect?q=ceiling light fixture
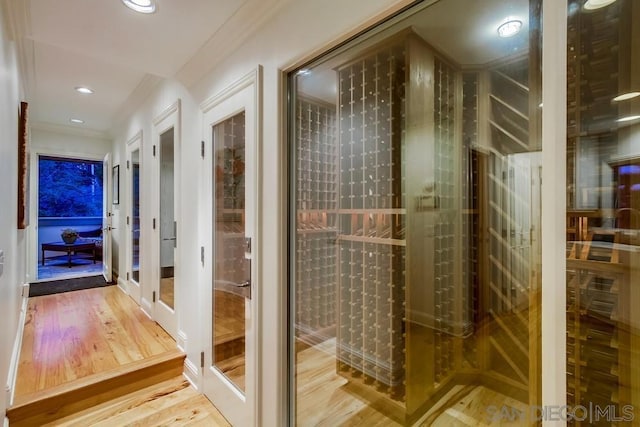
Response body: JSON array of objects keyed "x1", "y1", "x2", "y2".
[
  {"x1": 70, "y1": 118, "x2": 85, "y2": 124},
  {"x1": 612, "y1": 92, "x2": 640, "y2": 102},
  {"x1": 617, "y1": 115, "x2": 640, "y2": 123},
  {"x1": 583, "y1": 0, "x2": 617, "y2": 10},
  {"x1": 122, "y1": 0, "x2": 156, "y2": 14},
  {"x1": 75, "y1": 86, "x2": 94, "y2": 94},
  {"x1": 497, "y1": 19, "x2": 522, "y2": 38}
]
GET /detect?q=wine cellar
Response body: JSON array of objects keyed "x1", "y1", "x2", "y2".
[
  {"x1": 294, "y1": 17, "x2": 543, "y2": 421},
  {"x1": 565, "y1": 0, "x2": 640, "y2": 424}
]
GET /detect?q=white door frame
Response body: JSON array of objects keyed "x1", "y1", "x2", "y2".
[
  {"x1": 125, "y1": 131, "x2": 143, "y2": 303},
  {"x1": 27, "y1": 148, "x2": 109, "y2": 283},
  {"x1": 151, "y1": 100, "x2": 182, "y2": 339},
  {"x1": 200, "y1": 66, "x2": 262, "y2": 427}
]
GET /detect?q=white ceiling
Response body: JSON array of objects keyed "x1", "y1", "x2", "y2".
[
  {"x1": 5, "y1": 0, "x2": 282, "y2": 134},
  {"x1": 6, "y1": 0, "x2": 530, "y2": 134}
]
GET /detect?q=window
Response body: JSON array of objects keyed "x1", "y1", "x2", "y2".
[{"x1": 38, "y1": 156, "x2": 103, "y2": 217}]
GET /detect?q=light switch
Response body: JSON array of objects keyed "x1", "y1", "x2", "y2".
[{"x1": 0, "y1": 250, "x2": 4, "y2": 278}]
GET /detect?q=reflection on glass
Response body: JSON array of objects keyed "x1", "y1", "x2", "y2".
[
  {"x1": 213, "y1": 112, "x2": 247, "y2": 393},
  {"x1": 159, "y1": 128, "x2": 175, "y2": 309},
  {"x1": 291, "y1": 0, "x2": 542, "y2": 424},
  {"x1": 131, "y1": 148, "x2": 140, "y2": 283},
  {"x1": 566, "y1": 0, "x2": 640, "y2": 421}
]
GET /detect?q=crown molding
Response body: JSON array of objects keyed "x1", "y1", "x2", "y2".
[
  {"x1": 2, "y1": 0, "x2": 36, "y2": 99},
  {"x1": 31, "y1": 121, "x2": 111, "y2": 140}
]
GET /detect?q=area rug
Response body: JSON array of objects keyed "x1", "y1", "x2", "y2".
[{"x1": 29, "y1": 275, "x2": 113, "y2": 297}]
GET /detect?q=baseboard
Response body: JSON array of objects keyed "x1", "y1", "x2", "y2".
[
  {"x1": 117, "y1": 276, "x2": 128, "y2": 293},
  {"x1": 177, "y1": 330, "x2": 187, "y2": 353},
  {"x1": 140, "y1": 297, "x2": 153, "y2": 319},
  {"x1": 183, "y1": 357, "x2": 200, "y2": 391},
  {"x1": 6, "y1": 283, "x2": 29, "y2": 408}
]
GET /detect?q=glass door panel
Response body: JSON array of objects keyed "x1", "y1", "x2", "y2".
[
  {"x1": 131, "y1": 148, "x2": 141, "y2": 284},
  {"x1": 212, "y1": 111, "x2": 248, "y2": 392},
  {"x1": 159, "y1": 128, "x2": 175, "y2": 309},
  {"x1": 289, "y1": 0, "x2": 542, "y2": 424},
  {"x1": 566, "y1": 0, "x2": 640, "y2": 421}
]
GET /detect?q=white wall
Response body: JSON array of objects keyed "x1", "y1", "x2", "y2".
[
  {"x1": 0, "y1": 4, "x2": 26, "y2": 420},
  {"x1": 109, "y1": 0, "x2": 411, "y2": 425}
]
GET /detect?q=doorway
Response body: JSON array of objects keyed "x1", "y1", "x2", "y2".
[
  {"x1": 36, "y1": 155, "x2": 108, "y2": 282},
  {"x1": 201, "y1": 69, "x2": 261, "y2": 427}
]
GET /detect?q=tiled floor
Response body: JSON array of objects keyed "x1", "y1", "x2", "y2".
[{"x1": 37, "y1": 255, "x2": 103, "y2": 281}]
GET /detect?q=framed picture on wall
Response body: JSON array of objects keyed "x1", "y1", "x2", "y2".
[
  {"x1": 17, "y1": 101, "x2": 29, "y2": 229},
  {"x1": 112, "y1": 165, "x2": 120, "y2": 204}
]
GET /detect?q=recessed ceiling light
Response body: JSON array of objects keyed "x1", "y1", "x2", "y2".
[
  {"x1": 70, "y1": 118, "x2": 84, "y2": 124},
  {"x1": 584, "y1": 0, "x2": 617, "y2": 10},
  {"x1": 612, "y1": 92, "x2": 640, "y2": 102},
  {"x1": 122, "y1": 0, "x2": 156, "y2": 14},
  {"x1": 617, "y1": 115, "x2": 640, "y2": 123},
  {"x1": 497, "y1": 19, "x2": 522, "y2": 38},
  {"x1": 75, "y1": 86, "x2": 94, "y2": 94}
]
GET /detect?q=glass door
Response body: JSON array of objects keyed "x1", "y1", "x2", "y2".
[
  {"x1": 151, "y1": 100, "x2": 180, "y2": 338},
  {"x1": 127, "y1": 135, "x2": 142, "y2": 303},
  {"x1": 102, "y1": 153, "x2": 113, "y2": 282},
  {"x1": 202, "y1": 74, "x2": 259, "y2": 427},
  {"x1": 288, "y1": 1, "x2": 543, "y2": 424}
]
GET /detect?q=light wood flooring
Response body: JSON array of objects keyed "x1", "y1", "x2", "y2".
[
  {"x1": 295, "y1": 339, "x2": 528, "y2": 426},
  {"x1": 11, "y1": 285, "x2": 229, "y2": 426},
  {"x1": 14, "y1": 285, "x2": 176, "y2": 399}
]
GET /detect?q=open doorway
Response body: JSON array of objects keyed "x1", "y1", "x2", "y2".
[{"x1": 36, "y1": 155, "x2": 105, "y2": 281}]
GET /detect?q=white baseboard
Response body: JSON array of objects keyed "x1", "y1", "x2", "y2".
[
  {"x1": 140, "y1": 297, "x2": 153, "y2": 319},
  {"x1": 177, "y1": 330, "x2": 187, "y2": 353},
  {"x1": 117, "y1": 276, "x2": 128, "y2": 293},
  {"x1": 183, "y1": 357, "x2": 200, "y2": 391},
  {"x1": 6, "y1": 283, "x2": 29, "y2": 409}
]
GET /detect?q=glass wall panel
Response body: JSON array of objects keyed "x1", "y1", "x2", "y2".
[
  {"x1": 566, "y1": 0, "x2": 640, "y2": 424},
  {"x1": 290, "y1": 0, "x2": 542, "y2": 424}
]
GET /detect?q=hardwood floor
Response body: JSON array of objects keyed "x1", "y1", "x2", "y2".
[
  {"x1": 11, "y1": 285, "x2": 229, "y2": 426},
  {"x1": 48, "y1": 377, "x2": 231, "y2": 427},
  {"x1": 295, "y1": 339, "x2": 528, "y2": 426},
  {"x1": 14, "y1": 285, "x2": 175, "y2": 399}
]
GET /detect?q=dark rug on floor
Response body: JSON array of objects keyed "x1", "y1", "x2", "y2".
[{"x1": 29, "y1": 275, "x2": 113, "y2": 297}]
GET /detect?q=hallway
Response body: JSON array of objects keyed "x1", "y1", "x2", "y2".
[{"x1": 9, "y1": 286, "x2": 229, "y2": 426}]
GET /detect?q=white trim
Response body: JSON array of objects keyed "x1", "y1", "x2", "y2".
[
  {"x1": 117, "y1": 275, "x2": 128, "y2": 293},
  {"x1": 152, "y1": 99, "x2": 181, "y2": 127},
  {"x1": 140, "y1": 297, "x2": 153, "y2": 318},
  {"x1": 126, "y1": 130, "x2": 143, "y2": 146},
  {"x1": 541, "y1": 0, "x2": 567, "y2": 424},
  {"x1": 6, "y1": 283, "x2": 29, "y2": 408},
  {"x1": 177, "y1": 330, "x2": 187, "y2": 352},
  {"x1": 183, "y1": 357, "x2": 200, "y2": 391},
  {"x1": 200, "y1": 68, "x2": 260, "y2": 113}
]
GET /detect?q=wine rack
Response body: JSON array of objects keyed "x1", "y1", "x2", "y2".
[
  {"x1": 295, "y1": 97, "x2": 339, "y2": 343},
  {"x1": 335, "y1": 38, "x2": 408, "y2": 398}
]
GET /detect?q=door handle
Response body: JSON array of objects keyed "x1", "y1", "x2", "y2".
[{"x1": 162, "y1": 237, "x2": 177, "y2": 241}]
